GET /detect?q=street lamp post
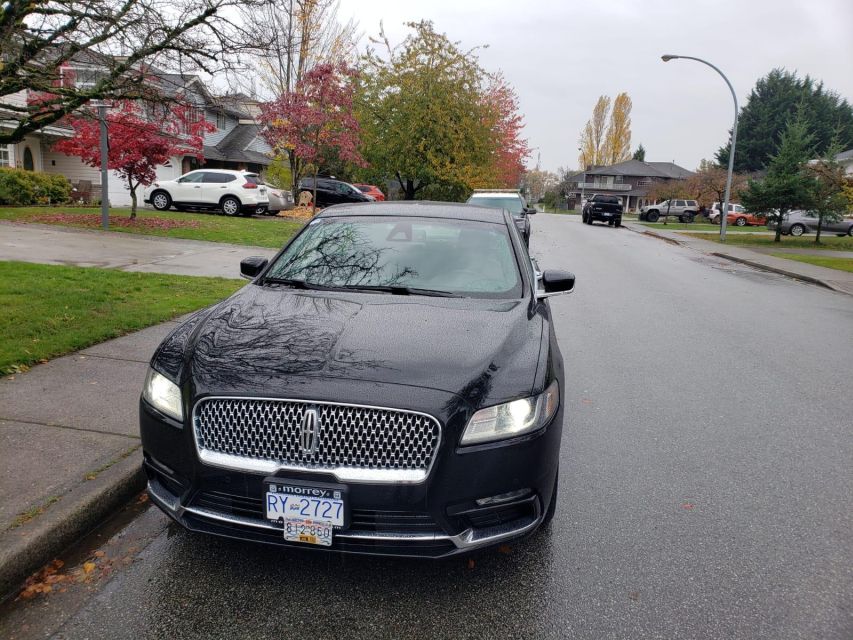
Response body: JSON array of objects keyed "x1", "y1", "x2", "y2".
[
  {"x1": 577, "y1": 147, "x2": 586, "y2": 212},
  {"x1": 661, "y1": 54, "x2": 738, "y2": 242},
  {"x1": 91, "y1": 101, "x2": 110, "y2": 230}
]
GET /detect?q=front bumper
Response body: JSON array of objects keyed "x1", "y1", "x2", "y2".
[{"x1": 141, "y1": 396, "x2": 561, "y2": 558}]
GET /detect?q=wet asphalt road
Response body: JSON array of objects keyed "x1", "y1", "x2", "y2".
[{"x1": 2, "y1": 214, "x2": 852, "y2": 639}]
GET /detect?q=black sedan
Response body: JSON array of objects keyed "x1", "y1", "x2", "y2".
[{"x1": 140, "y1": 201, "x2": 575, "y2": 557}]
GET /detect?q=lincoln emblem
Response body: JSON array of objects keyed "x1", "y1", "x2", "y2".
[{"x1": 299, "y1": 408, "x2": 319, "y2": 454}]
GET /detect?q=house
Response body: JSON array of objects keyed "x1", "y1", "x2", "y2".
[
  {"x1": 835, "y1": 148, "x2": 853, "y2": 176},
  {"x1": 565, "y1": 159, "x2": 694, "y2": 212},
  {"x1": 0, "y1": 63, "x2": 272, "y2": 206}
]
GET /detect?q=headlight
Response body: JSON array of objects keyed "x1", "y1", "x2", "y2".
[
  {"x1": 142, "y1": 368, "x2": 184, "y2": 421},
  {"x1": 460, "y1": 380, "x2": 559, "y2": 445}
]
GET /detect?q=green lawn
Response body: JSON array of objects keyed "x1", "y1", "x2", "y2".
[
  {"x1": 689, "y1": 233, "x2": 853, "y2": 250},
  {"x1": 0, "y1": 206, "x2": 303, "y2": 249},
  {"x1": 769, "y1": 253, "x2": 853, "y2": 273},
  {"x1": 640, "y1": 222, "x2": 769, "y2": 232},
  {"x1": 0, "y1": 262, "x2": 242, "y2": 375}
]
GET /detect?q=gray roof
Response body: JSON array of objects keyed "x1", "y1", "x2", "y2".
[
  {"x1": 584, "y1": 159, "x2": 693, "y2": 179},
  {"x1": 204, "y1": 124, "x2": 270, "y2": 166}
]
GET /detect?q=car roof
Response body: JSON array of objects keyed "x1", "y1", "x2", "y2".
[
  {"x1": 468, "y1": 191, "x2": 522, "y2": 199},
  {"x1": 314, "y1": 201, "x2": 511, "y2": 224},
  {"x1": 188, "y1": 169, "x2": 255, "y2": 175}
]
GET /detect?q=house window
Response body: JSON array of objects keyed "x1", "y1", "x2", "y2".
[
  {"x1": 0, "y1": 145, "x2": 10, "y2": 167},
  {"x1": 23, "y1": 147, "x2": 34, "y2": 171},
  {"x1": 637, "y1": 179, "x2": 651, "y2": 186},
  {"x1": 216, "y1": 112, "x2": 227, "y2": 130}
]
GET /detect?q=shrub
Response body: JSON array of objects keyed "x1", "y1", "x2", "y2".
[{"x1": 0, "y1": 168, "x2": 71, "y2": 205}]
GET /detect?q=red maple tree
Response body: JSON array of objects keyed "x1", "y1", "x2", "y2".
[
  {"x1": 483, "y1": 75, "x2": 530, "y2": 188},
  {"x1": 260, "y1": 62, "x2": 365, "y2": 212},
  {"x1": 54, "y1": 101, "x2": 213, "y2": 218}
]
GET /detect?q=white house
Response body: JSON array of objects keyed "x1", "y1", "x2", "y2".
[{"x1": 0, "y1": 63, "x2": 272, "y2": 206}]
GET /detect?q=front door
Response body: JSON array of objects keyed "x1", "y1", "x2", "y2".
[{"x1": 172, "y1": 171, "x2": 205, "y2": 203}]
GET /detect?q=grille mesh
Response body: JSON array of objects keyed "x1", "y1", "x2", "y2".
[{"x1": 193, "y1": 398, "x2": 441, "y2": 474}]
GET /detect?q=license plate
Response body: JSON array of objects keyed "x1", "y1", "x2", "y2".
[{"x1": 264, "y1": 479, "x2": 347, "y2": 547}]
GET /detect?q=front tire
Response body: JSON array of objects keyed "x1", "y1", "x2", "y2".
[
  {"x1": 847, "y1": 226, "x2": 853, "y2": 237},
  {"x1": 151, "y1": 191, "x2": 171, "y2": 211},
  {"x1": 615, "y1": 218, "x2": 622, "y2": 228},
  {"x1": 646, "y1": 210, "x2": 660, "y2": 223},
  {"x1": 735, "y1": 217, "x2": 747, "y2": 227},
  {"x1": 790, "y1": 223, "x2": 805, "y2": 237},
  {"x1": 221, "y1": 196, "x2": 241, "y2": 216}
]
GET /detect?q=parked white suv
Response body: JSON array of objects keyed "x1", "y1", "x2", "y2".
[
  {"x1": 639, "y1": 199, "x2": 698, "y2": 223},
  {"x1": 144, "y1": 169, "x2": 269, "y2": 217}
]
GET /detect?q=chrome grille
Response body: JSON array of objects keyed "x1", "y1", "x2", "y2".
[{"x1": 192, "y1": 398, "x2": 441, "y2": 482}]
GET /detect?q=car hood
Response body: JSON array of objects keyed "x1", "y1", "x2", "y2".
[{"x1": 154, "y1": 284, "x2": 544, "y2": 405}]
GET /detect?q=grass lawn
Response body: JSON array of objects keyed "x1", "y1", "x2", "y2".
[
  {"x1": 0, "y1": 261, "x2": 242, "y2": 375},
  {"x1": 769, "y1": 253, "x2": 853, "y2": 273},
  {"x1": 688, "y1": 233, "x2": 853, "y2": 251},
  {"x1": 640, "y1": 222, "x2": 769, "y2": 232},
  {"x1": 0, "y1": 206, "x2": 303, "y2": 249}
]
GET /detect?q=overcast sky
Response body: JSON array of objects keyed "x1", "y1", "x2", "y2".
[{"x1": 337, "y1": 0, "x2": 853, "y2": 174}]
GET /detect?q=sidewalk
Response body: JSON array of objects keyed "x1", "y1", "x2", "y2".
[
  {"x1": 625, "y1": 222, "x2": 853, "y2": 296},
  {"x1": 0, "y1": 226, "x2": 280, "y2": 597},
  {"x1": 0, "y1": 221, "x2": 277, "y2": 279},
  {"x1": 0, "y1": 321, "x2": 186, "y2": 597}
]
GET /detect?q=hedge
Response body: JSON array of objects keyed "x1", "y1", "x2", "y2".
[{"x1": 0, "y1": 168, "x2": 72, "y2": 205}]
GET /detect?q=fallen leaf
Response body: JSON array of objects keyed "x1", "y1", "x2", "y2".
[
  {"x1": 498, "y1": 544, "x2": 512, "y2": 554},
  {"x1": 82, "y1": 562, "x2": 96, "y2": 574},
  {"x1": 467, "y1": 558, "x2": 475, "y2": 569},
  {"x1": 93, "y1": 550, "x2": 106, "y2": 558},
  {"x1": 682, "y1": 502, "x2": 695, "y2": 510}
]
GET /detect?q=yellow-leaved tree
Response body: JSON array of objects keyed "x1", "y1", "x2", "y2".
[
  {"x1": 578, "y1": 92, "x2": 634, "y2": 168},
  {"x1": 578, "y1": 96, "x2": 610, "y2": 168},
  {"x1": 603, "y1": 93, "x2": 633, "y2": 165}
]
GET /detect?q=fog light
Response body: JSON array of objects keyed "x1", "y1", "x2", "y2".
[{"x1": 475, "y1": 489, "x2": 531, "y2": 507}]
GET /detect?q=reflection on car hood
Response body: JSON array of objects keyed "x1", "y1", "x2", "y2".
[{"x1": 155, "y1": 285, "x2": 544, "y2": 404}]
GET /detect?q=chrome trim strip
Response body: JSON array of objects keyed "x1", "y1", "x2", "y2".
[
  {"x1": 196, "y1": 450, "x2": 429, "y2": 483},
  {"x1": 191, "y1": 396, "x2": 443, "y2": 485}
]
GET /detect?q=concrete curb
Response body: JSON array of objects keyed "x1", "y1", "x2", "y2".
[
  {"x1": 708, "y1": 252, "x2": 838, "y2": 292},
  {"x1": 625, "y1": 222, "x2": 851, "y2": 296},
  {"x1": 0, "y1": 451, "x2": 145, "y2": 600}
]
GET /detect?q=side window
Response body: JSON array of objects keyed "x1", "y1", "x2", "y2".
[
  {"x1": 317, "y1": 180, "x2": 333, "y2": 191},
  {"x1": 675, "y1": 200, "x2": 686, "y2": 207},
  {"x1": 201, "y1": 173, "x2": 220, "y2": 183},
  {"x1": 178, "y1": 172, "x2": 204, "y2": 183}
]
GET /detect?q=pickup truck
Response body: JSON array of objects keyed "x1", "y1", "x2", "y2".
[{"x1": 582, "y1": 194, "x2": 623, "y2": 227}]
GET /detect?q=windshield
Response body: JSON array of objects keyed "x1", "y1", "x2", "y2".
[
  {"x1": 264, "y1": 216, "x2": 522, "y2": 298},
  {"x1": 468, "y1": 196, "x2": 524, "y2": 215}
]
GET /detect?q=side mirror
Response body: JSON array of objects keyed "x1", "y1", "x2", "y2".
[
  {"x1": 525, "y1": 207, "x2": 537, "y2": 215},
  {"x1": 537, "y1": 270, "x2": 575, "y2": 299},
  {"x1": 240, "y1": 256, "x2": 268, "y2": 279}
]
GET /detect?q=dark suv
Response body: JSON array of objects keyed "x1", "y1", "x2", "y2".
[
  {"x1": 582, "y1": 194, "x2": 623, "y2": 227},
  {"x1": 299, "y1": 177, "x2": 371, "y2": 208}
]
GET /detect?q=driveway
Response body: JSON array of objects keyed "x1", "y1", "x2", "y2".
[{"x1": 0, "y1": 222, "x2": 277, "y2": 279}]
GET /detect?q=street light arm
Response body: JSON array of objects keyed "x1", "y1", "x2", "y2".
[{"x1": 662, "y1": 53, "x2": 738, "y2": 242}]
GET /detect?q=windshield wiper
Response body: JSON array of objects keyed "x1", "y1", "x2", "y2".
[
  {"x1": 335, "y1": 284, "x2": 461, "y2": 297},
  {"x1": 262, "y1": 277, "x2": 322, "y2": 290}
]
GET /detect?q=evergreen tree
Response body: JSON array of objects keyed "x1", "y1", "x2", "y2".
[
  {"x1": 716, "y1": 69, "x2": 853, "y2": 172},
  {"x1": 741, "y1": 115, "x2": 815, "y2": 242},
  {"x1": 632, "y1": 144, "x2": 646, "y2": 161}
]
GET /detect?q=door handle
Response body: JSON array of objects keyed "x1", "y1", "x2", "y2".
[{"x1": 193, "y1": 185, "x2": 201, "y2": 189}]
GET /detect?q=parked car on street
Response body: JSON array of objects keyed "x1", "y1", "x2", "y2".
[
  {"x1": 639, "y1": 199, "x2": 699, "y2": 223},
  {"x1": 465, "y1": 189, "x2": 536, "y2": 246},
  {"x1": 141, "y1": 201, "x2": 574, "y2": 557},
  {"x1": 354, "y1": 183, "x2": 386, "y2": 201},
  {"x1": 144, "y1": 169, "x2": 269, "y2": 216},
  {"x1": 708, "y1": 202, "x2": 764, "y2": 226},
  {"x1": 298, "y1": 177, "x2": 372, "y2": 208},
  {"x1": 582, "y1": 194, "x2": 623, "y2": 227},
  {"x1": 767, "y1": 210, "x2": 853, "y2": 236},
  {"x1": 266, "y1": 187, "x2": 295, "y2": 214}
]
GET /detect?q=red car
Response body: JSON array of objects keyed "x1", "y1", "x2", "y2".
[{"x1": 354, "y1": 183, "x2": 385, "y2": 201}]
